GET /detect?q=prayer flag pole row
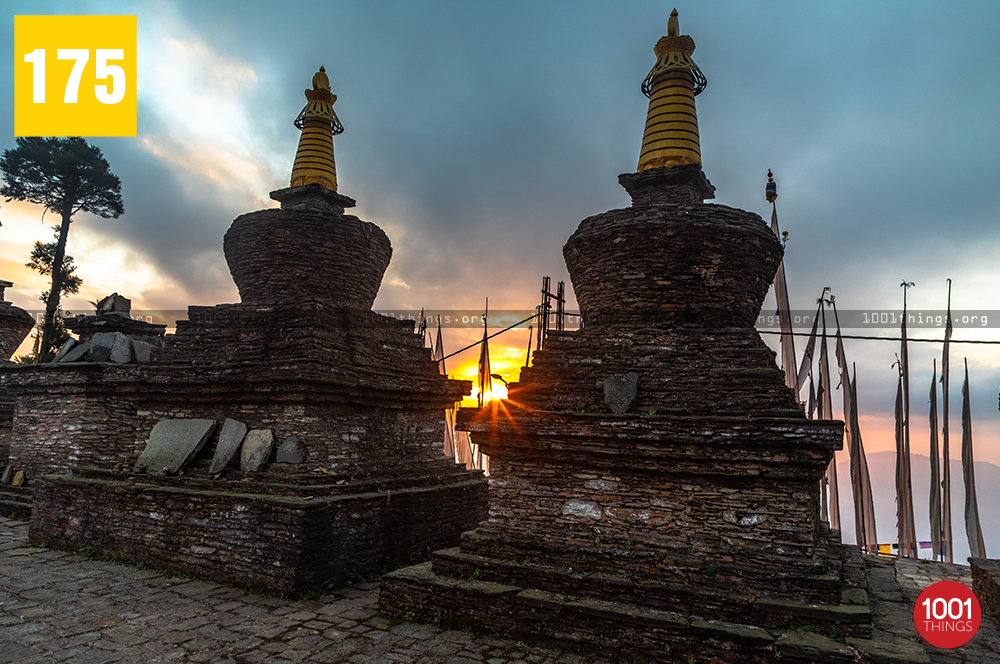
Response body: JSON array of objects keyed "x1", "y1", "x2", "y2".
[
  {"x1": 926, "y1": 280, "x2": 986, "y2": 562},
  {"x1": 431, "y1": 313, "x2": 488, "y2": 474}
]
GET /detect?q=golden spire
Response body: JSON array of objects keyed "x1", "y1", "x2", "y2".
[
  {"x1": 290, "y1": 66, "x2": 344, "y2": 191},
  {"x1": 637, "y1": 9, "x2": 707, "y2": 171}
]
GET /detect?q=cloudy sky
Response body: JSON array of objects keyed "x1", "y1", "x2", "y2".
[{"x1": 3, "y1": 1, "x2": 1000, "y2": 551}]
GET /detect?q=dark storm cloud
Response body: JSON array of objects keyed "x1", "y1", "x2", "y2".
[
  {"x1": 5, "y1": 0, "x2": 1000, "y2": 309},
  {"x1": 156, "y1": 0, "x2": 1000, "y2": 316}
]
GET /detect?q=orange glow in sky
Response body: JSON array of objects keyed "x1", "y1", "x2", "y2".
[{"x1": 452, "y1": 344, "x2": 525, "y2": 407}]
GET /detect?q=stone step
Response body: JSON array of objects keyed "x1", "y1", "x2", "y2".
[
  {"x1": 381, "y1": 560, "x2": 889, "y2": 663},
  {"x1": 0, "y1": 484, "x2": 31, "y2": 520},
  {"x1": 428, "y1": 546, "x2": 869, "y2": 638}
]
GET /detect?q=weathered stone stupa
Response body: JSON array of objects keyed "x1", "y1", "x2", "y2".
[
  {"x1": 0, "y1": 280, "x2": 34, "y2": 363},
  {"x1": 8, "y1": 68, "x2": 488, "y2": 596},
  {"x1": 381, "y1": 12, "x2": 885, "y2": 662},
  {"x1": 0, "y1": 280, "x2": 34, "y2": 516}
]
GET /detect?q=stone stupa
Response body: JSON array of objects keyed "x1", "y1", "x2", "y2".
[
  {"x1": 22, "y1": 67, "x2": 488, "y2": 596},
  {"x1": 380, "y1": 12, "x2": 910, "y2": 663}
]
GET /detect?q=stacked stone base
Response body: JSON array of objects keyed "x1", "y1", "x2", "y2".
[
  {"x1": 31, "y1": 464, "x2": 487, "y2": 597},
  {"x1": 382, "y1": 543, "x2": 896, "y2": 663},
  {"x1": 11, "y1": 299, "x2": 488, "y2": 595}
]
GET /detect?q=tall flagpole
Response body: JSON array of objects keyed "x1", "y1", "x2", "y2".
[
  {"x1": 818, "y1": 289, "x2": 839, "y2": 529},
  {"x1": 433, "y1": 316, "x2": 456, "y2": 459},
  {"x1": 477, "y1": 298, "x2": 492, "y2": 408},
  {"x1": 894, "y1": 365, "x2": 906, "y2": 557},
  {"x1": 899, "y1": 281, "x2": 917, "y2": 558},
  {"x1": 797, "y1": 301, "x2": 822, "y2": 394},
  {"x1": 962, "y1": 358, "x2": 987, "y2": 558},
  {"x1": 832, "y1": 296, "x2": 861, "y2": 546},
  {"x1": 849, "y1": 364, "x2": 878, "y2": 553},
  {"x1": 941, "y1": 279, "x2": 954, "y2": 562},
  {"x1": 767, "y1": 171, "x2": 797, "y2": 394},
  {"x1": 929, "y1": 359, "x2": 942, "y2": 559},
  {"x1": 525, "y1": 325, "x2": 533, "y2": 367}
]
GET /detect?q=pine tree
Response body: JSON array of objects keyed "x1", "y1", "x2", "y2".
[{"x1": 0, "y1": 137, "x2": 123, "y2": 360}]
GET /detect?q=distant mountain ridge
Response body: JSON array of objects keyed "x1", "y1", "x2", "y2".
[{"x1": 836, "y1": 451, "x2": 999, "y2": 564}]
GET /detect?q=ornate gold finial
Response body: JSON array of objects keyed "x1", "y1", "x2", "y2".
[
  {"x1": 637, "y1": 10, "x2": 707, "y2": 171},
  {"x1": 290, "y1": 66, "x2": 343, "y2": 191},
  {"x1": 312, "y1": 65, "x2": 330, "y2": 91}
]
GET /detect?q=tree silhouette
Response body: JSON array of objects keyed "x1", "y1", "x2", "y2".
[
  {"x1": 27, "y1": 228, "x2": 84, "y2": 299},
  {"x1": 0, "y1": 137, "x2": 123, "y2": 360}
]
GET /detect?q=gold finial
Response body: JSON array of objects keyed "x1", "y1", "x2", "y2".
[
  {"x1": 312, "y1": 65, "x2": 330, "y2": 91},
  {"x1": 290, "y1": 66, "x2": 343, "y2": 191},
  {"x1": 636, "y1": 10, "x2": 707, "y2": 171}
]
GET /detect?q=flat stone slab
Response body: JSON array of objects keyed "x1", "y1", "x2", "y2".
[
  {"x1": 134, "y1": 419, "x2": 217, "y2": 475},
  {"x1": 89, "y1": 331, "x2": 132, "y2": 363},
  {"x1": 57, "y1": 338, "x2": 91, "y2": 363},
  {"x1": 773, "y1": 630, "x2": 856, "y2": 663},
  {"x1": 51, "y1": 338, "x2": 77, "y2": 363},
  {"x1": 756, "y1": 597, "x2": 871, "y2": 623},
  {"x1": 209, "y1": 419, "x2": 248, "y2": 477},
  {"x1": 132, "y1": 340, "x2": 156, "y2": 363},
  {"x1": 603, "y1": 372, "x2": 638, "y2": 414},
  {"x1": 240, "y1": 429, "x2": 274, "y2": 472},
  {"x1": 276, "y1": 437, "x2": 306, "y2": 464}
]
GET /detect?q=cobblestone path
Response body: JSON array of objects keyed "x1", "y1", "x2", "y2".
[
  {"x1": 0, "y1": 518, "x2": 610, "y2": 664},
  {"x1": 892, "y1": 558, "x2": 1000, "y2": 663},
  {"x1": 6, "y1": 515, "x2": 1000, "y2": 663}
]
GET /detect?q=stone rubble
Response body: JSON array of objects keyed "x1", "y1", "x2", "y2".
[
  {"x1": 240, "y1": 429, "x2": 276, "y2": 472},
  {"x1": 277, "y1": 437, "x2": 307, "y2": 464}
]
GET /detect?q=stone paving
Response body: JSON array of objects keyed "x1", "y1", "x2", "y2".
[
  {"x1": 892, "y1": 558, "x2": 1000, "y2": 664},
  {"x1": 0, "y1": 518, "x2": 612, "y2": 664},
  {"x1": 5, "y1": 514, "x2": 1000, "y2": 663}
]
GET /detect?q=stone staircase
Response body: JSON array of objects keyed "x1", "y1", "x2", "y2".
[{"x1": 0, "y1": 464, "x2": 30, "y2": 519}]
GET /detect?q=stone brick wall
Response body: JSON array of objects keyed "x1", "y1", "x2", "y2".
[
  {"x1": 127, "y1": 403, "x2": 458, "y2": 481},
  {"x1": 563, "y1": 203, "x2": 781, "y2": 329},
  {"x1": 143, "y1": 303, "x2": 467, "y2": 408},
  {"x1": 31, "y1": 469, "x2": 487, "y2": 596},
  {"x1": 1, "y1": 364, "x2": 136, "y2": 480},
  {"x1": 0, "y1": 389, "x2": 14, "y2": 462},
  {"x1": 459, "y1": 405, "x2": 842, "y2": 603},
  {"x1": 223, "y1": 209, "x2": 392, "y2": 310},
  {"x1": 971, "y1": 557, "x2": 1000, "y2": 629},
  {"x1": 100, "y1": 301, "x2": 471, "y2": 480},
  {"x1": 515, "y1": 326, "x2": 798, "y2": 415}
]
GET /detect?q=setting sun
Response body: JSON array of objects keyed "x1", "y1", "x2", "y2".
[{"x1": 454, "y1": 345, "x2": 524, "y2": 406}]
